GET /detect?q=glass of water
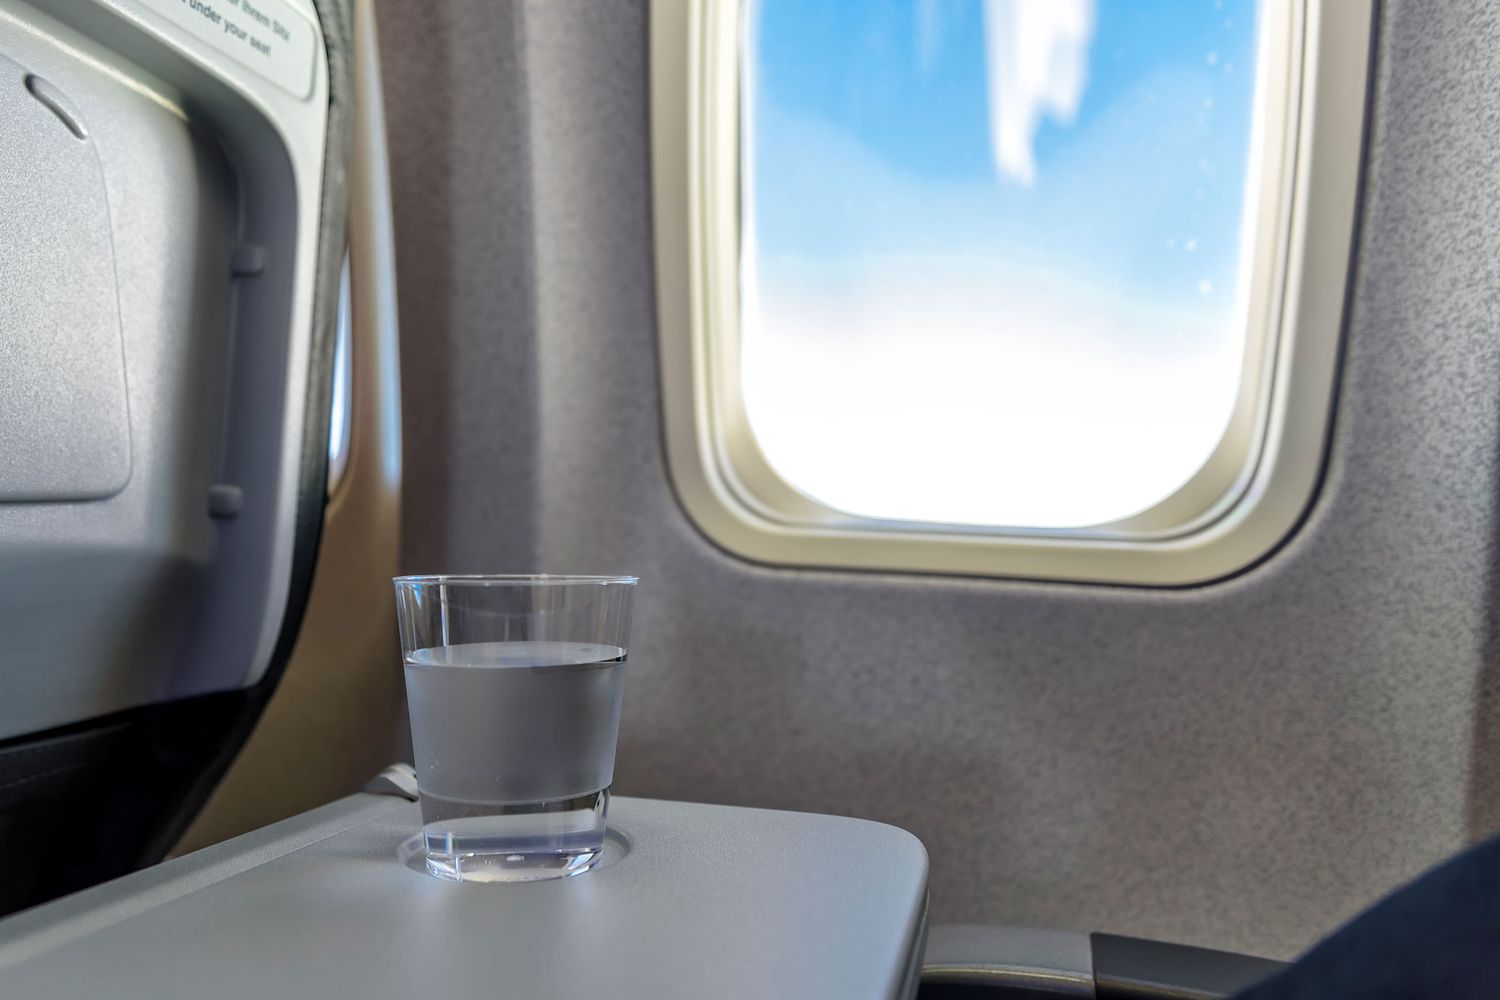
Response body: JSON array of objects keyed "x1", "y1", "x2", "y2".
[{"x1": 392, "y1": 574, "x2": 637, "y2": 882}]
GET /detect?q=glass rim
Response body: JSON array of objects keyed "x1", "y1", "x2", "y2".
[{"x1": 393, "y1": 573, "x2": 638, "y2": 588}]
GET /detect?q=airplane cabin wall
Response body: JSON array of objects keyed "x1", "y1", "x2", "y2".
[{"x1": 380, "y1": 0, "x2": 1500, "y2": 959}]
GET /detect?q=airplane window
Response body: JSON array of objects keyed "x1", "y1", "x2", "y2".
[
  {"x1": 740, "y1": 0, "x2": 1270, "y2": 528},
  {"x1": 654, "y1": 0, "x2": 1365, "y2": 582},
  {"x1": 327, "y1": 253, "x2": 353, "y2": 497}
]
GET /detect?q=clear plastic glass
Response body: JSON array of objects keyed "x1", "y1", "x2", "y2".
[{"x1": 392, "y1": 574, "x2": 637, "y2": 882}]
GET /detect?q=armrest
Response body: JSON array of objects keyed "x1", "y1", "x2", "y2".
[
  {"x1": 921, "y1": 924, "x2": 1286, "y2": 999},
  {"x1": 1089, "y1": 932, "x2": 1286, "y2": 999},
  {"x1": 921, "y1": 925, "x2": 1094, "y2": 996}
]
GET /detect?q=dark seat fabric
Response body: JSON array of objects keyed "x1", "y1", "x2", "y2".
[{"x1": 1233, "y1": 834, "x2": 1500, "y2": 1000}]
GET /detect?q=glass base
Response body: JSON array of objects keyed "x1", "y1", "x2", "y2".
[
  {"x1": 424, "y1": 845, "x2": 601, "y2": 883},
  {"x1": 420, "y1": 787, "x2": 609, "y2": 883}
]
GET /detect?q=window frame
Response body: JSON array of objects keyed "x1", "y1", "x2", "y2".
[{"x1": 650, "y1": 0, "x2": 1372, "y2": 586}]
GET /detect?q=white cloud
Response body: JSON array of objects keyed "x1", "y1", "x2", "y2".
[
  {"x1": 981, "y1": 0, "x2": 1095, "y2": 186},
  {"x1": 915, "y1": 0, "x2": 945, "y2": 72},
  {"x1": 742, "y1": 259, "x2": 1243, "y2": 527}
]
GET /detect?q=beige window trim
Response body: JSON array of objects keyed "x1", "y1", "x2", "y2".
[{"x1": 650, "y1": 0, "x2": 1372, "y2": 586}]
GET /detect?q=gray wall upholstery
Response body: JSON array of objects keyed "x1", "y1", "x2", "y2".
[{"x1": 380, "y1": 0, "x2": 1500, "y2": 959}]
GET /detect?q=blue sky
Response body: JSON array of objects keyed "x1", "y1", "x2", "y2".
[
  {"x1": 745, "y1": 0, "x2": 1262, "y2": 311},
  {"x1": 737, "y1": 0, "x2": 1272, "y2": 526}
]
